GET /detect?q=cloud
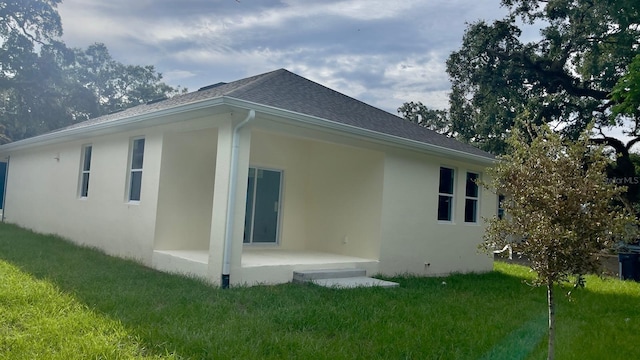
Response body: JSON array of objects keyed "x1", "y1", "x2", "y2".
[{"x1": 57, "y1": 0, "x2": 509, "y2": 114}]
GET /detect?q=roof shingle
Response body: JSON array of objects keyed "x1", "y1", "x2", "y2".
[{"x1": 57, "y1": 69, "x2": 493, "y2": 159}]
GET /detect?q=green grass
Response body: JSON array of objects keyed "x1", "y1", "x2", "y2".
[{"x1": 0, "y1": 223, "x2": 639, "y2": 359}]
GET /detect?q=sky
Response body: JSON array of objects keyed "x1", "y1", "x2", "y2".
[{"x1": 56, "y1": 0, "x2": 510, "y2": 115}]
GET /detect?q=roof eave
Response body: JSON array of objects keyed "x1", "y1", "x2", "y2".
[
  {"x1": 222, "y1": 97, "x2": 496, "y2": 166},
  {"x1": 0, "y1": 97, "x2": 227, "y2": 153},
  {"x1": 0, "y1": 95, "x2": 495, "y2": 166}
]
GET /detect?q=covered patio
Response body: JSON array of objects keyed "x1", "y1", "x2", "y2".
[
  {"x1": 152, "y1": 248, "x2": 379, "y2": 284},
  {"x1": 152, "y1": 122, "x2": 386, "y2": 286}
]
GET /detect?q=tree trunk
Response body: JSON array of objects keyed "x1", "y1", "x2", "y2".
[{"x1": 547, "y1": 279, "x2": 555, "y2": 360}]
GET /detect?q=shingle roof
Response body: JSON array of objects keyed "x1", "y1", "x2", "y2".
[{"x1": 58, "y1": 69, "x2": 494, "y2": 159}]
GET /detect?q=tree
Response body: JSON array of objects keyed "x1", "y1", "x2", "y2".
[
  {"x1": 398, "y1": 0, "x2": 640, "y2": 202},
  {"x1": 611, "y1": 54, "x2": 640, "y2": 119},
  {"x1": 403, "y1": 0, "x2": 640, "y2": 202},
  {"x1": 0, "y1": 0, "x2": 72, "y2": 140},
  {"x1": 0, "y1": 1, "x2": 181, "y2": 143},
  {"x1": 482, "y1": 124, "x2": 637, "y2": 360},
  {"x1": 447, "y1": 0, "x2": 639, "y2": 149},
  {"x1": 397, "y1": 101, "x2": 452, "y2": 136},
  {"x1": 71, "y1": 43, "x2": 182, "y2": 117}
]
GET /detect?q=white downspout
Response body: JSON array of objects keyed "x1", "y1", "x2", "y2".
[{"x1": 221, "y1": 109, "x2": 255, "y2": 288}]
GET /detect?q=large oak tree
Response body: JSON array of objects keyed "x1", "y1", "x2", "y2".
[
  {"x1": 402, "y1": 0, "x2": 640, "y2": 203},
  {"x1": 0, "y1": 0, "x2": 179, "y2": 143},
  {"x1": 447, "y1": 0, "x2": 639, "y2": 148}
]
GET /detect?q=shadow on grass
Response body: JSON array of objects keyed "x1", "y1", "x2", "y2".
[{"x1": 1, "y1": 223, "x2": 639, "y2": 359}]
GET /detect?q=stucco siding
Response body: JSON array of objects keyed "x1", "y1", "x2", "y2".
[
  {"x1": 3, "y1": 129, "x2": 163, "y2": 264},
  {"x1": 249, "y1": 130, "x2": 311, "y2": 250},
  {"x1": 379, "y1": 149, "x2": 494, "y2": 276},
  {"x1": 154, "y1": 128, "x2": 218, "y2": 251},
  {"x1": 248, "y1": 130, "x2": 384, "y2": 260},
  {"x1": 0, "y1": 110, "x2": 493, "y2": 285},
  {"x1": 305, "y1": 141, "x2": 383, "y2": 259}
]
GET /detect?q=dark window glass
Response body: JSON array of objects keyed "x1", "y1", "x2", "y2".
[
  {"x1": 439, "y1": 167, "x2": 454, "y2": 194},
  {"x1": 498, "y1": 195, "x2": 505, "y2": 219},
  {"x1": 464, "y1": 172, "x2": 479, "y2": 222},
  {"x1": 82, "y1": 146, "x2": 92, "y2": 171},
  {"x1": 244, "y1": 167, "x2": 282, "y2": 244},
  {"x1": 465, "y1": 199, "x2": 478, "y2": 223},
  {"x1": 438, "y1": 195, "x2": 452, "y2": 221},
  {"x1": 80, "y1": 173, "x2": 90, "y2": 197},
  {"x1": 129, "y1": 138, "x2": 145, "y2": 201},
  {"x1": 80, "y1": 145, "x2": 92, "y2": 197},
  {"x1": 466, "y1": 172, "x2": 478, "y2": 197},
  {"x1": 131, "y1": 138, "x2": 145, "y2": 170},
  {"x1": 244, "y1": 168, "x2": 256, "y2": 243},
  {"x1": 129, "y1": 171, "x2": 142, "y2": 201}
]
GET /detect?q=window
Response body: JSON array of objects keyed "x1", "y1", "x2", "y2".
[
  {"x1": 497, "y1": 194, "x2": 505, "y2": 219},
  {"x1": 438, "y1": 167, "x2": 455, "y2": 221},
  {"x1": 128, "y1": 138, "x2": 145, "y2": 202},
  {"x1": 244, "y1": 167, "x2": 283, "y2": 244},
  {"x1": 465, "y1": 172, "x2": 479, "y2": 223},
  {"x1": 79, "y1": 145, "x2": 92, "y2": 198}
]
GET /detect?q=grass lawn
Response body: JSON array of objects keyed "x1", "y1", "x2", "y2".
[{"x1": 0, "y1": 223, "x2": 639, "y2": 359}]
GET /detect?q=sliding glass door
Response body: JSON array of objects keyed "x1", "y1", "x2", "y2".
[{"x1": 244, "y1": 167, "x2": 282, "y2": 244}]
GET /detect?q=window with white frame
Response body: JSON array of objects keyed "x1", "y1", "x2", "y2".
[
  {"x1": 128, "y1": 137, "x2": 145, "y2": 202},
  {"x1": 465, "y1": 172, "x2": 479, "y2": 223},
  {"x1": 79, "y1": 144, "x2": 92, "y2": 198},
  {"x1": 438, "y1": 167, "x2": 455, "y2": 221}
]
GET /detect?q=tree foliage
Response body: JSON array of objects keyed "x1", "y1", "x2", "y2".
[
  {"x1": 611, "y1": 54, "x2": 640, "y2": 119},
  {"x1": 482, "y1": 124, "x2": 638, "y2": 359},
  {"x1": 401, "y1": 0, "x2": 640, "y2": 206},
  {"x1": 446, "y1": 0, "x2": 640, "y2": 152},
  {"x1": 0, "y1": 0, "x2": 180, "y2": 143},
  {"x1": 397, "y1": 101, "x2": 451, "y2": 136},
  {"x1": 71, "y1": 43, "x2": 180, "y2": 117}
]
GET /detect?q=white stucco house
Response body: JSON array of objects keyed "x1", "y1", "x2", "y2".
[{"x1": 0, "y1": 69, "x2": 496, "y2": 287}]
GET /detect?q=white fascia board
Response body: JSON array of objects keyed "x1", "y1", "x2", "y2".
[
  {"x1": 0, "y1": 97, "x2": 227, "y2": 152},
  {"x1": 0, "y1": 95, "x2": 495, "y2": 166},
  {"x1": 221, "y1": 97, "x2": 496, "y2": 166}
]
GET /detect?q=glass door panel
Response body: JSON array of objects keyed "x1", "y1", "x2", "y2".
[{"x1": 244, "y1": 168, "x2": 282, "y2": 244}]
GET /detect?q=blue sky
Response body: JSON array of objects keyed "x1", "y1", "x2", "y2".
[{"x1": 57, "y1": 0, "x2": 509, "y2": 114}]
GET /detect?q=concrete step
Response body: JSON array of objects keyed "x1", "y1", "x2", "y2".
[
  {"x1": 293, "y1": 268, "x2": 399, "y2": 288},
  {"x1": 311, "y1": 276, "x2": 399, "y2": 289},
  {"x1": 293, "y1": 268, "x2": 366, "y2": 283}
]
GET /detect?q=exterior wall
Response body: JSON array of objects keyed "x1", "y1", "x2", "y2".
[
  {"x1": 378, "y1": 148, "x2": 494, "y2": 276},
  {"x1": 248, "y1": 131, "x2": 311, "y2": 250},
  {"x1": 3, "y1": 129, "x2": 164, "y2": 264},
  {"x1": 247, "y1": 130, "x2": 384, "y2": 259},
  {"x1": 154, "y1": 128, "x2": 218, "y2": 250},
  {"x1": 1, "y1": 109, "x2": 493, "y2": 285},
  {"x1": 305, "y1": 141, "x2": 384, "y2": 259}
]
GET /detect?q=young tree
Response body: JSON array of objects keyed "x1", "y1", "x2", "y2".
[{"x1": 482, "y1": 125, "x2": 638, "y2": 360}]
